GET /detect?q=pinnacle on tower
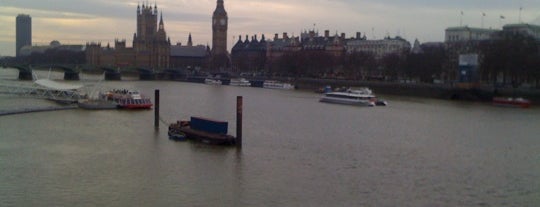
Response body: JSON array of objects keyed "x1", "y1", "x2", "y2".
[{"x1": 159, "y1": 11, "x2": 163, "y2": 25}]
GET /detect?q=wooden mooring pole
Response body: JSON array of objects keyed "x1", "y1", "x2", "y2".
[
  {"x1": 154, "y1": 89, "x2": 160, "y2": 130},
  {"x1": 236, "y1": 96, "x2": 243, "y2": 148}
]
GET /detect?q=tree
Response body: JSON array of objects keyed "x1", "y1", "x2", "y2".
[
  {"x1": 480, "y1": 31, "x2": 539, "y2": 87},
  {"x1": 343, "y1": 51, "x2": 376, "y2": 80},
  {"x1": 405, "y1": 45, "x2": 447, "y2": 83},
  {"x1": 380, "y1": 53, "x2": 405, "y2": 81}
]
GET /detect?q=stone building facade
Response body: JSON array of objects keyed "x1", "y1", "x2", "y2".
[
  {"x1": 170, "y1": 34, "x2": 210, "y2": 70},
  {"x1": 86, "y1": 3, "x2": 170, "y2": 70},
  {"x1": 231, "y1": 35, "x2": 267, "y2": 72},
  {"x1": 346, "y1": 36, "x2": 411, "y2": 59}
]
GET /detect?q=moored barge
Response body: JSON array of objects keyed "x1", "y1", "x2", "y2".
[{"x1": 168, "y1": 117, "x2": 236, "y2": 145}]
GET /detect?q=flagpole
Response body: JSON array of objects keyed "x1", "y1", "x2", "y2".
[
  {"x1": 481, "y1": 13, "x2": 486, "y2": 28},
  {"x1": 460, "y1": 11, "x2": 464, "y2": 26},
  {"x1": 519, "y1": 7, "x2": 523, "y2": 23}
]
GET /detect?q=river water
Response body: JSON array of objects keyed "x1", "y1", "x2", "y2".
[{"x1": 1, "y1": 69, "x2": 540, "y2": 206}]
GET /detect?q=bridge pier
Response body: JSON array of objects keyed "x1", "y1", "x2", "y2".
[
  {"x1": 105, "y1": 71, "x2": 121, "y2": 80},
  {"x1": 64, "y1": 71, "x2": 80, "y2": 80},
  {"x1": 18, "y1": 71, "x2": 33, "y2": 80},
  {"x1": 139, "y1": 73, "x2": 155, "y2": 80}
]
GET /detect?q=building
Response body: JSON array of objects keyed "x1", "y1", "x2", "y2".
[
  {"x1": 16, "y1": 14, "x2": 32, "y2": 57},
  {"x1": 86, "y1": 3, "x2": 170, "y2": 70},
  {"x1": 502, "y1": 23, "x2": 540, "y2": 40},
  {"x1": 445, "y1": 26, "x2": 498, "y2": 43},
  {"x1": 346, "y1": 36, "x2": 411, "y2": 59},
  {"x1": 301, "y1": 30, "x2": 347, "y2": 58},
  {"x1": 210, "y1": 0, "x2": 230, "y2": 70},
  {"x1": 265, "y1": 32, "x2": 302, "y2": 72},
  {"x1": 231, "y1": 35, "x2": 267, "y2": 72},
  {"x1": 19, "y1": 40, "x2": 83, "y2": 57},
  {"x1": 443, "y1": 26, "x2": 499, "y2": 81},
  {"x1": 170, "y1": 34, "x2": 210, "y2": 69}
]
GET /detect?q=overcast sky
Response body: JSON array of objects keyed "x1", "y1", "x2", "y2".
[{"x1": 1, "y1": 0, "x2": 539, "y2": 56}]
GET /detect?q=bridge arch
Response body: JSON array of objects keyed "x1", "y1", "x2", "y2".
[
  {"x1": 100, "y1": 67, "x2": 121, "y2": 80},
  {"x1": 136, "y1": 68, "x2": 156, "y2": 80},
  {"x1": 7, "y1": 65, "x2": 33, "y2": 80},
  {"x1": 47, "y1": 65, "x2": 80, "y2": 80}
]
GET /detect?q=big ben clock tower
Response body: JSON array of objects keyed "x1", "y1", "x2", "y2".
[{"x1": 211, "y1": 0, "x2": 229, "y2": 70}]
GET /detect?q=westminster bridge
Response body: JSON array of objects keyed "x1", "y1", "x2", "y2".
[{"x1": 1, "y1": 64, "x2": 188, "y2": 81}]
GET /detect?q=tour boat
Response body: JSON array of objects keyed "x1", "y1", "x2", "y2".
[
  {"x1": 229, "y1": 78, "x2": 251, "y2": 87},
  {"x1": 492, "y1": 97, "x2": 531, "y2": 108},
  {"x1": 102, "y1": 89, "x2": 153, "y2": 109},
  {"x1": 263, "y1": 80, "x2": 295, "y2": 90},
  {"x1": 320, "y1": 88, "x2": 387, "y2": 106},
  {"x1": 320, "y1": 91, "x2": 376, "y2": 106},
  {"x1": 204, "y1": 78, "x2": 222, "y2": 85}
]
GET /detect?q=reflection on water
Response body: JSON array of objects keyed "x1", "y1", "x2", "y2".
[{"x1": 1, "y1": 69, "x2": 540, "y2": 206}]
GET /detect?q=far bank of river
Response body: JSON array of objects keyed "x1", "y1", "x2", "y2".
[{"x1": 293, "y1": 78, "x2": 540, "y2": 104}]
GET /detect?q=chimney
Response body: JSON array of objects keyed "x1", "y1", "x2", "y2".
[
  {"x1": 356, "y1": 32, "x2": 361, "y2": 39},
  {"x1": 325, "y1": 30, "x2": 330, "y2": 38},
  {"x1": 283, "y1": 32, "x2": 289, "y2": 39},
  {"x1": 274, "y1": 33, "x2": 279, "y2": 40},
  {"x1": 341, "y1": 33, "x2": 346, "y2": 39}
]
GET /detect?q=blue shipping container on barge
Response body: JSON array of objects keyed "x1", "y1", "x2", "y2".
[{"x1": 190, "y1": 117, "x2": 228, "y2": 135}]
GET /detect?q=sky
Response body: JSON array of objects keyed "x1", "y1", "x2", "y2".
[{"x1": 1, "y1": 0, "x2": 540, "y2": 57}]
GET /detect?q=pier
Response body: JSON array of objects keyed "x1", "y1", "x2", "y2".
[{"x1": 0, "y1": 105, "x2": 78, "y2": 116}]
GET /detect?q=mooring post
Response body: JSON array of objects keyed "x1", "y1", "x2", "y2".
[
  {"x1": 236, "y1": 96, "x2": 243, "y2": 148},
  {"x1": 154, "y1": 89, "x2": 160, "y2": 130}
]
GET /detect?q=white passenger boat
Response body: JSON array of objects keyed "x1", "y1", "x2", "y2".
[
  {"x1": 229, "y1": 78, "x2": 251, "y2": 87},
  {"x1": 320, "y1": 91, "x2": 376, "y2": 106},
  {"x1": 319, "y1": 88, "x2": 387, "y2": 106},
  {"x1": 204, "y1": 78, "x2": 222, "y2": 85},
  {"x1": 263, "y1": 80, "x2": 294, "y2": 90}
]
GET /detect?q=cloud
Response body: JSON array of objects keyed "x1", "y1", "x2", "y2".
[{"x1": 1, "y1": 0, "x2": 540, "y2": 56}]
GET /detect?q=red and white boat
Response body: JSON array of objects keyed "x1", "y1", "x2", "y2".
[
  {"x1": 492, "y1": 97, "x2": 531, "y2": 108},
  {"x1": 102, "y1": 89, "x2": 153, "y2": 109}
]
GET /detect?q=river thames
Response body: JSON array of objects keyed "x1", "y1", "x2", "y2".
[{"x1": 1, "y1": 69, "x2": 540, "y2": 206}]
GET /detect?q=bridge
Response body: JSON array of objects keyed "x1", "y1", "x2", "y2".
[
  {"x1": 4, "y1": 64, "x2": 81, "y2": 80},
  {"x1": 2, "y1": 64, "x2": 190, "y2": 81}
]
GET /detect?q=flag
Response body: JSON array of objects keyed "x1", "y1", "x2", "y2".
[
  {"x1": 500, "y1": 15, "x2": 505, "y2": 19},
  {"x1": 482, "y1": 13, "x2": 486, "y2": 16},
  {"x1": 461, "y1": 11, "x2": 464, "y2": 15}
]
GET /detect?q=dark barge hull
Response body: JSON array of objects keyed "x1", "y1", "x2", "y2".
[{"x1": 179, "y1": 127, "x2": 236, "y2": 145}]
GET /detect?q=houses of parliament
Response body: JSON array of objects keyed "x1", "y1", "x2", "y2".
[{"x1": 85, "y1": 0, "x2": 229, "y2": 70}]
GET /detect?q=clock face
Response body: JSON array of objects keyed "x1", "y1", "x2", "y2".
[{"x1": 220, "y1": 19, "x2": 226, "y2": 25}]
